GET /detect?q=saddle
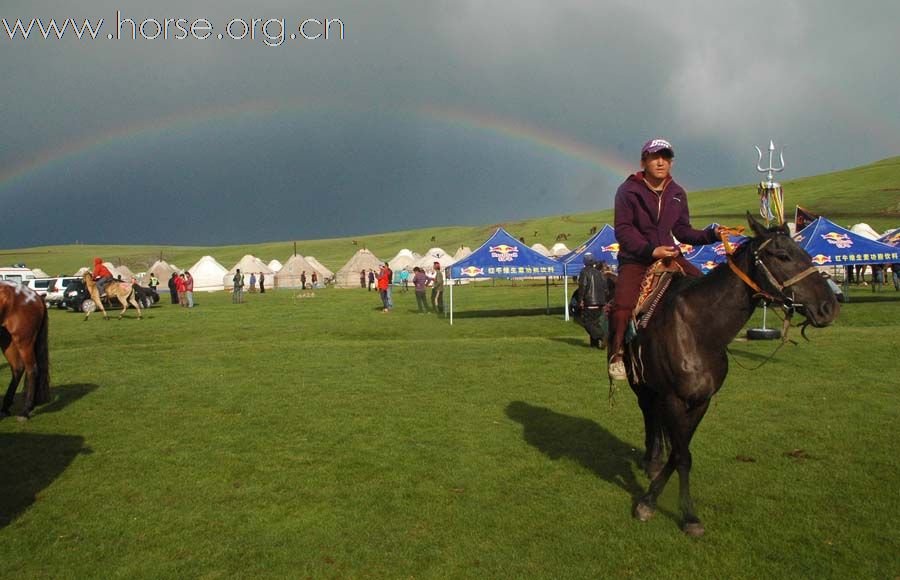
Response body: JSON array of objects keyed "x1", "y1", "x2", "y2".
[{"x1": 632, "y1": 258, "x2": 684, "y2": 329}]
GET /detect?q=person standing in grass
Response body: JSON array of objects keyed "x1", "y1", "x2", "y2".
[
  {"x1": 301, "y1": 271, "x2": 307, "y2": 290},
  {"x1": 367, "y1": 269, "x2": 375, "y2": 292},
  {"x1": 249, "y1": 272, "x2": 257, "y2": 293},
  {"x1": 175, "y1": 273, "x2": 186, "y2": 306},
  {"x1": 377, "y1": 264, "x2": 391, "y2": 312},
  {"x1": 399, "y1": 268, "x2": 409, "y2": 292},
  {"x1": 233, "y1": 269, "x2": 244, "y2": 304},
  {"x1": 384, "y1": 263, "x2": 394, "y2": 310},
  {"x1": 149, "y1": 273, "x2": 160, "y2": 293},
  {"x1": 311, "y1": 271, "x2": 318, "y2": 288},
  {"x1": 359, "y1": 270, "x2": 366, "y2": 289},
  {"x1": 168, "y1": 272, "x2": 179, "y2": 304},
  {"x1": 412, "y1": 267, "x2": 429, "y2": 313},
  {"x1": 430, "y1": 262, "x2": 444, "y2": 314},
  {"x1": 892, "y1": 262, "x2": 900, "y2": 291},
  {"x1": 184, "y1": 271, "x2": 194, "y2": 308},
  {"x1": 259, "y1": 272, "x2": 265, "y2": 294}
]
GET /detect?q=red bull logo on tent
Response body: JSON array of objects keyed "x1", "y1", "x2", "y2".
[
  {"x1": 713, "y1": 243, "x2": 728, "y2": 256},
  {"x1": 701, "y1": 260, "x2": 717, "y2": 272},
  {"x1": 489, "y1": 244, "x2": 518, "y2": 262},
  {"x1": 888, "y1": 232, "x2": 900, "y2": 246},
  {"x1": 458, "y1": 266, "x2": 485, "y2": 277},
  {"x1": 810, "y1": 254, "x2": 832, "y2": 265},
  {"x1": 821, "y1": 232, "x2": 853, "y2": 249},
  {"x1": 678, "y1": 243, "x2": 694, "y2": 254},
  {"x1": 600, "y1": 243, "x2": 619, "y2": 257}
]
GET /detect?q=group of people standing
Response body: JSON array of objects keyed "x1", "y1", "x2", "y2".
[
  {"x1": 165, "y1": 272, "x2": 195, "y2": 308},
  {"x1": 230, "y1": 269, "x2": 267, "y2": 303},
  {"x1": 372, "y1": 262, "x2": 444, "y2": 314}
]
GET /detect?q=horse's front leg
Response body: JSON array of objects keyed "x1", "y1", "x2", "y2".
[
  {"x1": 117, "y1": 295, "x2": 128, "y2": 319},
  {"x1": 634, "y1": 386, "x2": 663, "y2": 480}
]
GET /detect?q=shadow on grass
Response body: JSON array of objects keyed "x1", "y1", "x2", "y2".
[
  {"x1": 0, "y1": 383, "x2": 100, "y2": 418},
  {"x1": 451, "y1": 307, "x2": 565, "y2": 319},
  {"x1": 505, "y1": 401, "x2": 643, "y2": 498},
  {"x1": 0, "y1": 432, "x2": 90, "y2": 528}
]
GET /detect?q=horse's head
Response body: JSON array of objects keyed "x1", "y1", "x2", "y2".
[{"x1": 745, "y1": 212, "x2": 839, "y2": 328}]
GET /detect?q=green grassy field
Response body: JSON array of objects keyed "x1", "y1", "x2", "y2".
[
  {"x1": 0, "y1": 282, "x2": 897, "y2": 578},
  {"x1": 2, "y1": 156, "x2": 899, "y2": 277}
]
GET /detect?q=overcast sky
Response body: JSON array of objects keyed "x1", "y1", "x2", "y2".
[{"x1": 2, "y1": 0, "x2": 898, "y2": 247}]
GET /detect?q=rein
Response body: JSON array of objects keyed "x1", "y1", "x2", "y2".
[{"x1": 719, "y1": 227, "x2": 818, "y2": 370}]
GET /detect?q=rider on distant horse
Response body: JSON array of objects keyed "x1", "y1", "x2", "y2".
[
  {"x1": 92, "y1": 258, "x2": 114, "y2": 296},
  {"x1": 608, "y1": 138, "x2": 723, "y2": 381}
]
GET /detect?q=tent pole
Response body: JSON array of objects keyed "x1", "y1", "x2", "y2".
[
  {"x1": 564, "y1": 272, "x2": 569, "y2": 321},
  {"x1": 449, "y1": 275, "x2": 454, "y2": 325},
  {"x1": 545, "y1": 276, "x2": 549, "y2": 314}
]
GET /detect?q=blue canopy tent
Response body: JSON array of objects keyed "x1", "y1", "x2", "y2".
[
  {"x1": 793, "y1": 217, "x2": 899, "y2": 266},
  {"x1": 558, "y1": 225, "x2": 618, "y2": 320},
  {"x1": 448, "y1": 228, "x2": 565, "y2": 324},
  {"x1": 877, "y1": 229, "x2": 900, "y2": 248},
  {"x1": 684, "y1": 233, "x2": 749, "y2": 274}
]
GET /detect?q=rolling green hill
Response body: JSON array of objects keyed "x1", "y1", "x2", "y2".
[{"x1": 3, "y1": 156, "x2": 899, "y2": 276}]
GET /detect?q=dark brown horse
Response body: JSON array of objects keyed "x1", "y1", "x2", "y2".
[
  {"x1": 0, "y1": 281, "x2": 51, "y2": 420},
  {"x1": 626, "y1": 214, "x2": 839, "y2": 535}
]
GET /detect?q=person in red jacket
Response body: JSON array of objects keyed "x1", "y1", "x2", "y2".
[
  {"x1": 174, "y1": 273, "x2": 186, "y2": 307},
  {"x1": 92, "y1": 257, "x2": 114, "y2": 295},
  {"x1": 608, "y1": 138, "x2": 722, "y2": 381},
  {"x1": 377, "y1": 265, "x2": 391, "y2": 312}
]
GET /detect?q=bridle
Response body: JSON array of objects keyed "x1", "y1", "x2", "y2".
[
  {"x1": 723, "y1": 229, "x2": 819, "y2": 309},
  {"x1": 720, "y1": 227, "x2": 822, "y2": 366}
]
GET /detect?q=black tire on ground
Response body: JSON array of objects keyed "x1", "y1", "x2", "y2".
[
  {"x1": 747, "y1": 327, "x2": 781, "y2": 340},
  {"x1": 80, "y1": 299, "x2": 96, "y2": 314},
  {"x1": 142, "y1": 296, "x2": 152, "y2": 309}
]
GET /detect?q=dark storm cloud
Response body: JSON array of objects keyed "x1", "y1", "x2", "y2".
[{"x1": 1, "y1": 0, "x2": 898, "y2": 247}]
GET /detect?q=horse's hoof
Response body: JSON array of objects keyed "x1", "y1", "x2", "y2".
[
  {"x1": 682, "y1": 521, "x2": 705, "y2": 537},
  {"x1": 16, "y1": 414, "x2": 29, "y2": 423},
  {"x1": 634, "y1": 502, "x2": 655, "y2": 522}
]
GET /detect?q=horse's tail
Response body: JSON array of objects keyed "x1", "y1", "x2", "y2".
[{"x1": 33, "y1": 305, "x2": 51, "y2": 405}]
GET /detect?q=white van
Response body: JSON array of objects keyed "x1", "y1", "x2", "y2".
[{"x1": 0, "y1": 267, "x2": 36, "y2": 284}]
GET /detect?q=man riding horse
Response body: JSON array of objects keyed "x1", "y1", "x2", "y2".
[
  {"x1": 92, "y1": 258, "x2": 114, "y2": 297},
  {"x1": 608, "y1": 138, "x2": 723, "y2": 380}
]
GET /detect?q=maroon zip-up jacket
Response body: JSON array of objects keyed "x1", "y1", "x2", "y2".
[{"x1": 614, "y1": 172, "x2": 717, "y2": 266}]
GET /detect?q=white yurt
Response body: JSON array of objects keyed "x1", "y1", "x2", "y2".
[
  {"x1": 531, "y1": 243, "x2": 551, "y2": 257},
  {"x1": 73, "y1": 266, "x2": 90, "y2": 276},
  {"x1": 850, "y1": 223, "x2": 881, "y2": 240},
  {"x1": 143, "y1": 260, "x2": 179, "y2": 286},
  {"x1": 267, "y1": 259, "x2": 284, "y2": 273},
  {"x1": 388, "y1": 249, "x2": 420, "y2": 273},
  {"x1": 412, "y1": 248, "x2": 455, "y2": 274},
  {"x1": 115, "y1": 264, "x2": 136, "y2": 281},
  {"x1": 550, "y1": 243, "x2": 570, "y2": 257},
  {"x1": 334, "y1": 249, "x2": 383, "y2": 288},
  {"x1": 187, "y1": 255, "x2": 228, "y2": 292},
  {"x1": 452, "y1": 246, "x2": 472, "y2": 261},
  {"x1": 304, "y1": 256, "x2": 334, "y2": 282},
  {"x1": 275, "y1": 254, "x2": 319, "y2": 288},
  {"x1": 225, "y1": 255, "x2": 275, "y2": 288}
]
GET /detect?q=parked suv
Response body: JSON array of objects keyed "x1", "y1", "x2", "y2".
[
  {"x1": 64, "y1": 279, "x2": 159, "y2": 313},
  {"x1": 25, "y1": 277, "x2": 57, "y2": 300},
  {"x1": 46, "y1": 276, "x2": 82, "y2": 308}
]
